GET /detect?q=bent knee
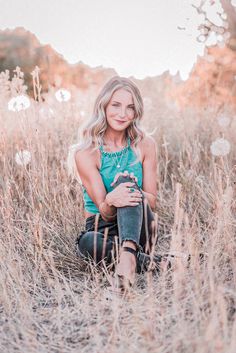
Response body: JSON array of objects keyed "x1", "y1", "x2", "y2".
[
  {"x1": 113, "y1": 175, "x2": 140, "y2": 189},
  {"x1": 77, "y1": 231, "x2": 113, "y2": 263},
  {"x1": 77, "y1": 231, "x2": 97, "y2": 256}
]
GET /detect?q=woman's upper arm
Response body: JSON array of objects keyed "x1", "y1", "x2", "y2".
[
  {"x1": 75, "y1": 149, "x2": 107, "y2": 208},
  {"x1": 142, "y1": 136, "x2": 158, "y2": 198}
]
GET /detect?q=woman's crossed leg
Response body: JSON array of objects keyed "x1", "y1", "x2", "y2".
[{"x1": 77, "y1": 174, "x2": 158, "y2": 273}]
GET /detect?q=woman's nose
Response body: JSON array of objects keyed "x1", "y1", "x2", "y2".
[{"x1": 119, "y1": 107, "x2": 127, "y2": 117}]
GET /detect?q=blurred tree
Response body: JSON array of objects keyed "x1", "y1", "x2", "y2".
[
  {"x1": 193, "y1": 0, "x2": 236, "y2": 50},
  {"x1": 221, "y1": 0, "x2": 236, "y2": 49},
  {"x1": 0, "y1": 27, "x2": 117, "y2": 99},
  {"x1": 169, "y1": 0, "x2": 236, "y2": 111}
]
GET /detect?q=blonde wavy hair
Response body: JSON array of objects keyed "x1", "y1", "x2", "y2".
[{"x1": 67, "y1": 75, "x2": 150, "y2": 183}]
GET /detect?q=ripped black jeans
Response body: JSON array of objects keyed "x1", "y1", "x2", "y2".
[{"x1": 76, "y1": 174, "x2": 158, "y2": 273}]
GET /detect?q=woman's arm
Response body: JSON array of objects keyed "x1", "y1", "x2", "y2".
[
  {"x1": 75, "y1": 149, "x2": 116, "y2": 221},
  {"x1": 141, "y1": 136, "x2": 158, "y2": 211},
  {"x1": 141, "y1": 190, "x2": 156, "y2": 211},
  {"x1": 99, "y1": 194, "x2": 117, "y2": 221}
]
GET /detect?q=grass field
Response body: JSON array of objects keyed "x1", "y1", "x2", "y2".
[{"x1": 0, "y1": 73, "x2": 236, "y2": 353}]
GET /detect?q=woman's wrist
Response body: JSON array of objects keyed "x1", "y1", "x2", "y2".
[
  {"x1": 99, "y1": 202, "x2": 117, "y2": 220},
  {"x1": 98, "y1": 193, "x2": 116, "y2": 219},
  {"x1": 105, "y1": 192, "x2": 114, "y2": 207}
]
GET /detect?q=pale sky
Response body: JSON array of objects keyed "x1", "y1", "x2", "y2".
[{"x1": 0, "y1": 0, "x2": 225, "y2": 80}]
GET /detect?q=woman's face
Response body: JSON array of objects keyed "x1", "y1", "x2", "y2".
[{"x1": 105, "y1": 88, "x2": 135, "y2": 131}]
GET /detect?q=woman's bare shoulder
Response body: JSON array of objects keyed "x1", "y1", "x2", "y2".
[
  {"x1": 75, "y1": 144, "x2": 100, "y2": 169},
  {"x1": 135, "y1": 135, "x2": 156, "y2": 162}
]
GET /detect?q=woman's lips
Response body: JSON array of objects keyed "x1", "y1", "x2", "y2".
[{"x1": 116, "y1": 120, "x2": 126, "y2": 124}]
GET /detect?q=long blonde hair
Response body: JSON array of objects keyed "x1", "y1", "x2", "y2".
[{"x1": 67, "y1": 76, "x2": 148, "y2": 183}]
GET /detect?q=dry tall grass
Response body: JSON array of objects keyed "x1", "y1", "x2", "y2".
[{"x1": 0, "y1": 70, "x2": 236, "y2": 353}]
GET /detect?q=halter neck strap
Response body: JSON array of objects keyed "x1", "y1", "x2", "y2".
[{"x1": 99, "y1": 136, "x2": 131, "y2": 155}]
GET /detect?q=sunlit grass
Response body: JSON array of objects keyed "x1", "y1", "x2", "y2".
[{"x1": 0, "y1": 67, "x2": 235, "y2": 353}]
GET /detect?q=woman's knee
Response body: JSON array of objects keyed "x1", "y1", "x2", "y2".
[
  {"x1": 77, "y1": 231, "x2": 114, "y2": 263},
  {"x1": 77, "y1": 231, "x2": 95, "y2": 255},
  {"x1": 113, "y1": 174, "x2": 140, "y2": 190},
  {"x1": 114, "y1": 175, "x2": 144, "y2": 209}
]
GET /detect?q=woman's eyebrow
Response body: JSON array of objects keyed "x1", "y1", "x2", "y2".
[{"x1": 112, "y1": 101, "x2": 134, "y2": 106}]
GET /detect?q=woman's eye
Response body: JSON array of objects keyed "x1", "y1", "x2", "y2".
[{"x1": 112, "y1": 104, "x2": 134, "y2": 109}]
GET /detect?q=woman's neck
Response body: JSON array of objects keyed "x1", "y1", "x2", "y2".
[{"x1": 103, "y1": 131, "x2": 128, "y2": 147}]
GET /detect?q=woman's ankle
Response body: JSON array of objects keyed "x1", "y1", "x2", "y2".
[
  {"x1": 117, "y1": 252, "x2": 136, "y2": 276},
  {"x1": 121, "y1": 240, "x2": 137, "y2": 252}
]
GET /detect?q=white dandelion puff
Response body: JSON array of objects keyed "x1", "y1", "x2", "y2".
[
  {"x1": 231, "y1": 0, "x2": 236, "y2": 7},
  {"x1": 80, "y1": 110, "x2": 85, "y2": 117},
  {"x1": 15, "y1": 150, "x2": 31, "y2": 166},
  {"x1": 210, "y1": 138, "x2": 231, "y2": 156},
  {"x1": 8, "y1": 95, "x2": 31, "y2": 112},
  {"x1": 55, "y1": 89, "x2": 71, "y2": 102},
  {"x1": 217, "y1": 115, "x2": 231, "y2": 127}
]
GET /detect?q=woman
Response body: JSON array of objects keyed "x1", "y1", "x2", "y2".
[{"x1": 69, "y1": 76, "x2": 164, "y2": 294}]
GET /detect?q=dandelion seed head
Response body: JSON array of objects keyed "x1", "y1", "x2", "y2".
[
  {"x1": 210, "y1": 138, "x2": 230, "y2": 156},
  {"x1": 231, "y1": 0, "x2": 236, "y2": 7},
  {"x1": 55, "y1": 89, "x2": 71, "y2": 102},
  {"x1": 8, "y1": 95, "x2": 31, "y2": 112},
  {"x1": 217, "y1": 115, "x2": 231, "y2": 127},
  {"x1": 15, "y1": 150, "x2": 31, "y2": 166}
]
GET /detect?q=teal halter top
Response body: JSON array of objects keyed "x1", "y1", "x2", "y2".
[{"x1": 82, "y1": 137, "x2": 143, "y2": 214}]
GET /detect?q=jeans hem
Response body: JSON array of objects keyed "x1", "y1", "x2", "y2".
[{"x1": 121, "y1": 238, "x2": 143, "y2": 252}]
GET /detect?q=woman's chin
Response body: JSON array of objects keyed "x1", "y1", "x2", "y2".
[
  {"x1": 110, "y1": 126, "x2": 127, "y2": 131},
  {"x1": 114, "y1": 122, "x2": 129, "y2": 130}
]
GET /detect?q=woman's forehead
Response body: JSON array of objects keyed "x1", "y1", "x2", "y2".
[{"x1": 111, "y1": 88, "x2": 134, "y2": 102}]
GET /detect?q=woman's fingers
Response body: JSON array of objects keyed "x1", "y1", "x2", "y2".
[
  {"x1": 130, "y1": 194, "x2": 142, "y2": 202},
  {"x1": 111, "y1": 171, "x2": 130, "y2": 186},
  {"x1": 114, "y1": 171, "x2": 128, "y2": 182},
  {"x1": 110, "y1": 171, "x2": 138, "y2": 186},
  {"x1": 128, "y1": 172, "x2": 138, "y2": 182},
  {"x1": 110, "y1": 172, "x2": 123, "y2": 186},
  {"x1": 129, "y1": 190, "x2": 142, "y2": 196},
  {"x1": 130, "y1": 198, "x2": 142, "y2": 202},
  {"x1": 123, "y1": 182, "x2": 136, "y2": 187}
]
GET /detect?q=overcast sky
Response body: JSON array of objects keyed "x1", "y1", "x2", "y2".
[{"x1": 0, "y1": 0, "x2": 224, "y2": 80}]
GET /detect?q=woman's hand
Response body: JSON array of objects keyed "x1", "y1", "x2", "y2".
[
  {"x1": 106, "y1": 181, "x2": 143, "y2": 208},
  {"x1": 110, "y1": 170, "x2": 138, "y2": 187}
]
